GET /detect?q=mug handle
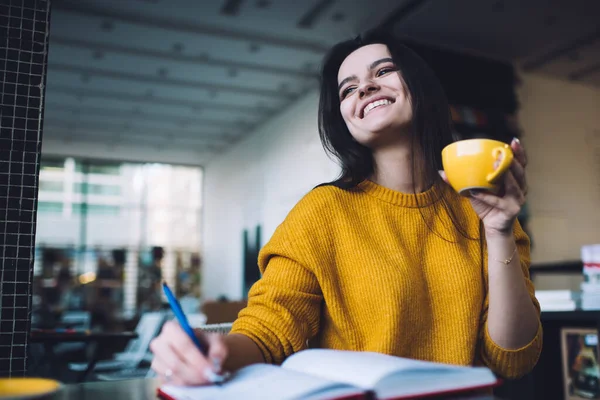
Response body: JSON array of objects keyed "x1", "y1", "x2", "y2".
[{"x1": 486, "y1": 146, "x2": 514, "y2": 184}]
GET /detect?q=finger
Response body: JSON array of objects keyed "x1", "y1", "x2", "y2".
[
  {"x1": 206, "y1": 333, "x2": 229, "y2": 373},
  {"x1": 437, "y1": 170, "x2": 449, "y2": 183},
  {"x1": 503, "y1": 170, "x2": 526, "y2": 205},
  {"x1": 471, "y1": 190, "x2": 521, "y2": 217},
  {"x1": 511, "y1": 138, "x2": 527, "y2": 167},
  {"x1": 151, "y1": 358, "x2": 188, "y2": 386},
  {"x1": 149, "y1": 337, "x2": 183, "y2": 372},
  {"x1": 159, "y1": 322, "x2": 213, "y2": 383},
  {"x1": 163, "y1": 321, "x2": 210, "y2": 369},
  {"x1": 470, "y1": 190, "x2": 509, "y2": 210},
  {"x1": 150, "y1": 338, "x2": 207, "y2": 385},
  {"x1": 150, "y1": 358, "x2": 167, "y2": 384},
  {"x1": 168, "y1": 341, "x2": 215, "y2": 385},
  {"x1": 509, "y1": 159, "x2": 527, "y2": 195}
]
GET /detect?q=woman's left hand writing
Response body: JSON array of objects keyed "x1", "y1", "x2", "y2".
[{"x1": 466, "y1": 138, "x2": 528, "y2": 237}]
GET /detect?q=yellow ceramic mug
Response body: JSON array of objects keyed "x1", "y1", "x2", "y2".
[
  {"x1": 0, "y1": 377, "x2": 62, "y2": 399},
  {"x1": 441, "y1": 139, "x2": 514, "y2": 195}
]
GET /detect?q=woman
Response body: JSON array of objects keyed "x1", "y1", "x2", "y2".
[{"x1": 149, "y1": 29, "x2": 542, "y2": 386}]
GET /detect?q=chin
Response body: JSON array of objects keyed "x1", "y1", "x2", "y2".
[
  {"x1": 362, "y1": 109, "x2": 410, "y2": 131},
  {"x1": 367, "y1": 120, "x2": 397, "y2": 133},
  {"x1": 354, "y1": 131, "x2": 395, "y2": 149},
  {"x1": 354, "y1": 122, "x2": 411, "y2": 149},
  {"x1": 369, "y1": 119, "x2": 410, "y2": 135}
]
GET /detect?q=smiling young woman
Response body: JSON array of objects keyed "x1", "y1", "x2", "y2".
[{"x1": 149, "y1": 29, "x2": 542, "y2": 386}]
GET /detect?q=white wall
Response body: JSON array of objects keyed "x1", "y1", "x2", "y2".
[
  {"x1": 518, "y1": 73, "x2": 600, "y2": 265},
  {"x1": 202, "y1": 91, "x2": 340, "y2": 299}
]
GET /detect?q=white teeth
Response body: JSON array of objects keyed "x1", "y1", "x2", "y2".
[{"x1": 363, "y1": 99, "x2": 392, "y2": 116}]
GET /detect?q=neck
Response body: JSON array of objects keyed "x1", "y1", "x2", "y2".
[{"x1": 369, "y1": 139, "x2": 430, "y2": 193}]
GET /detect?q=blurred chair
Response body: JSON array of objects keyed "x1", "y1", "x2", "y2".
[
  {"x1": 60, "y1": 311, "x2": 91, "y2": 328},
  {"x1": 53, "y1": 311, "x2": 92, "y2": 355},
  {"x1": 69, "y1": 311, "x2": 166, "y2": 373},
  {"x1": 201, "y1": 300, "x2": 246, "y2": 324},
  {"x1": 28, "y1": 311, "x2": 93, "y2": 374},
  {"x1": 96, "y1": 322, "x2": 233, "y2": 381}
]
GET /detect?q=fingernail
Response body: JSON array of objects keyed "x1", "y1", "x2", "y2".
[
  {"x1": 512, "y1": 137, "x2": 520, "y2": 145},
  {"x1": 211, "y1": 357, "x2": 222, "y2": 373},
  {"x1": 204, "y1": 367, "x2": 225, "y2": 383}
]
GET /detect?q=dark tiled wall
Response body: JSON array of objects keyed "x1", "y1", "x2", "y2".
[{"x1": 0, "y1": 0, "x2": 51, "y2": 377}]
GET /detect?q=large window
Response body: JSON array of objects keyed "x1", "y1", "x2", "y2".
[{"x1": 33, "y1": 157, "x2": 203, "y2": 329}]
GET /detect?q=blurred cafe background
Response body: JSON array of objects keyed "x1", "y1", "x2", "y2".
[{"x1": 1, "y1": 0, "x2": 599, "y2": 399}]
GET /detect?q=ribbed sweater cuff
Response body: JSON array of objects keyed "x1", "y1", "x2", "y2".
[
  {"x1": 482, "y1": 322, "x2": 543, "y2": 379},
  {"x1": 230, "y1": 319, "x2": 290, "y2": 365}
]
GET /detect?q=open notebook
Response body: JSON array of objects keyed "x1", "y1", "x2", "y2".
[{"x1": 158, "y1": 349, "x2": 499, "y2": 400}]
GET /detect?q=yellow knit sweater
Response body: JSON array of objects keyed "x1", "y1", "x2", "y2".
[{"x1": 231, "y1": 180, "x2": 542, "y2": 379}]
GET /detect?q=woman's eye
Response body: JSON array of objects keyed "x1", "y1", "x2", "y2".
[
  {"x1": 341, "y1": 87, "x2": 355, "y2": 98},
  {"x1": 377, "y1": 67, "x2": 394, "y2": 77}
]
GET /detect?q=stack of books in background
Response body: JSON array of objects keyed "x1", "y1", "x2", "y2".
[
  {"x1": 581, "y1": 244, "x2": 600, "y2": 310},
  {"x1": 535, "y1": 289, "x2": 578, "y2": 311}
]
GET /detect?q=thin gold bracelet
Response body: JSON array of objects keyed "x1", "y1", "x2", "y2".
[{"x1": 493, "y1": 246, "x2": 518, "y2": 265}]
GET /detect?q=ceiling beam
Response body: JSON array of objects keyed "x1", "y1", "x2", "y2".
[
  {"x1": 569, "y1": 62, "x2": 600, "y2": 81},
  {"x1": 46, "y1": 103, "x2": 254, "y2": 129},
  {"x1": 221, "y1": 0, "x2": 245, "y2": 16},
  {"x1": 297, "y1": 0, "x2": 335, "y2": 29},
  {"x1": 44, "y1": 117, "x2": 240, "y2": 141},
  {"x1": 45, "y1": 131, "x2": 221, "y2": 153},
  {"x1": 50, "y1": 63, "x2": 294, "y2": 99},
  {"x1": 44, "y1": 127, "x2": 227, "y2": 147},
  {"x1": 377, "y1": 0, "x2": 429, "y2": 31},
  {"x1": 51, "y1": 36, "x2": 319, "y2": 80},
  {"x1": 522, "y1": 28, "x2": 600, "y2": 71},
  {"x1": 52, "y1": 0, "x2": 329, "y2": 53},
  {"x1": 45, "y1": 128, "x2": 227, "y2": 148},
  {"x1": 47, "y1": 85, "x2": 275, "y2": 114}
]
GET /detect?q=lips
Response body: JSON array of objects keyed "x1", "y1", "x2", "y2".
[{"x1": 360, "y1": 96, "x2": 395, "y2": 118}]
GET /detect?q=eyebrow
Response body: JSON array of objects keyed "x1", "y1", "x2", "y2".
[{"x1": 337, "y1": 57, "x2": 395, "y2": 92}]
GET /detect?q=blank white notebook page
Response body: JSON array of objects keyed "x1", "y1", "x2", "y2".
[
  {"x1": 282, "y1": 349, "x2": 465, "y2": 390},
  {"x1": 160, "y1": 364, "x2": 357, "y2": 400}
]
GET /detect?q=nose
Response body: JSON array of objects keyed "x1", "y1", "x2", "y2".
[{"x1": 358, "y1": 80, "x2": 379, "y2": 99}]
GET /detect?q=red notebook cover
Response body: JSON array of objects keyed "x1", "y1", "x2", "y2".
[
  {"x1": 157, "y1": 387, "x2": 370, "y2": 400},
  {"x1": 156, "y1": 378, "x2": 500, "y2": 400}
]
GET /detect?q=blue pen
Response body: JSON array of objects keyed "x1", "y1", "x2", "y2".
[{"x1": 162, "y1": 282, "x2": 208, "y2": 356}]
